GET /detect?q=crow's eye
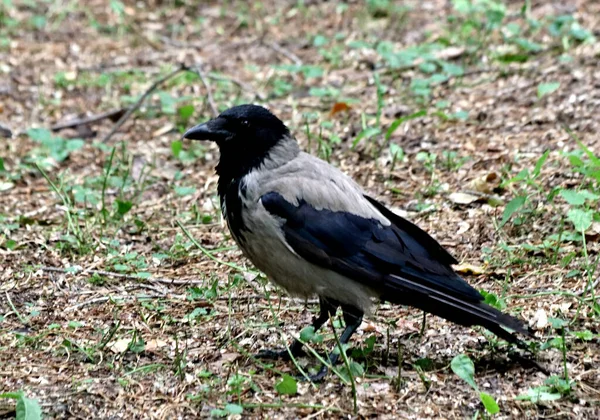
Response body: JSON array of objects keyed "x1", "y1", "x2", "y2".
[{"x1": 241, "y1": 119, "x2": 250, "y2": 127}]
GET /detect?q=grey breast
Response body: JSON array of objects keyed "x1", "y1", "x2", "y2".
[{"x1": 231, "y1": 144, "x2": 386, "y2": 312}]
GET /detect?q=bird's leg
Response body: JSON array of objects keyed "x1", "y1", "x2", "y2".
[
  {"x1": 307, "y1": 304, "x2": 363, "y2": 382},
  {"x1": 255, "y1": 297, "x2": 339, "y2": 360}
]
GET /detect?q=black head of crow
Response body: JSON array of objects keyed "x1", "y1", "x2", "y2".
[{"x1": 184, "y1": 104, "x2": 533, "y2": 381}]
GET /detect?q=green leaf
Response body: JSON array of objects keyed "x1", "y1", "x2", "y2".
[
  {"x1": 174, "y1": 186, "x2": 196, "y2": 196},
  {"x1": 451, "y1": 354, "x2": 477, "y2": 390},
  {"x1": 496, "y1": 53, "x2": 529, "y2": 63},
  {"x1": 548, "y1": 317, "x2": 568, "y2": 329},
  {"x1": 0, "y1": 157, "x2": 5, "y2": 171},
  {"x1": 116, "y1": 200, "x2": 133, "y2": 216},
  {"x1": 113, "y1": 263, "x2": 129, "y2": 272},
  {"x1": 567, "y1": 208, "x2": 593, "y2": 232},
  {"x1": 65, "y1": 138, "x2": 85, "y2": 152},
  {"x1": 224, "y1": 403, "x2": 243, "y2": 415},
  {"x1": 27, "y1": 128, "x2": 53, "y2": 143},
  {"x1": 352, "y1": 127, "x2": 381, "y2": 148},
  {"x1": 14, "y1": 393, "x2": 42, "y2": 420},
  {"x1": 299, "y1": 326, "x2": 315, "y2": 342},
  {"x1": 479, "y1": 392, "x2": 500, "y2": 415},
  {"x1": 313, "y1": 34, "x2": 328, "y2": 47},
  {"x1": 386, "y1": 110, "x2": 427, "y2": 140},
  {"x1": 389, "y1": 143, "x2": 404, "y2": 160},
  {"x1": 500, "y1": 196, "x2": 527, "y2": 227},
  {"x1": 516, "y1": 386, "x2": 561, "y2": 403},
  {"x1": 275, "y1": 374, "x2": 298, "y2": 395},
  {"x1": 171, "y1": 140, "x2": 183, "y2": 158},
  {"x1": 572, "y1": 330, "x2": 595, "y2": 341},
  {"x1": 178, "y1": 104, "x2": 195, "y2": 120},
  {"x1": 560, "y1": 189, "x2": 586, "y2": 205},
  {"x1": 537, "y1": 82, "x2": 560, "y2": 98},
  {"x1": 0, "y1": 391, "x2": 42, "y2": 420},
  {"x1": 533, "y1": 150, "x2": 550, "y2": 177}
]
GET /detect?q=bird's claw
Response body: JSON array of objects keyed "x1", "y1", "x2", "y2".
[{"x1": 295, "y1": 364, "x2": 329, "y2": 382}]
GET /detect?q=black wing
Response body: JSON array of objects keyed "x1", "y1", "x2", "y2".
[{"x1": 261, "y1": 192, "x2": 531, "y2": 341}]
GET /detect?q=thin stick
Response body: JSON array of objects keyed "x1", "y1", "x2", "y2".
[
  {"x1": 40, "y1": 266, "x2": 205, "y2": 285},
  {"x1": 65, "y1": 293, "x2": 164, "y2": 312},
  {"x1": 207, "y1": 73, "x2": 266, "y2": 100},
  {"x1": 264, "y1": 40, "x2": 303, "y2": 65},
  {"x1": 5, "y1": 291, "x2": 29, "y2": 325},
  {"x1": 102, "y1": 64, "x2": 187, "y2": 143},
  {"x1": 187, "y1": 65, "x2": 218, "y2": 117},
  {"x1": 176, "y1": 220, "x2": 249, "y2": 274},
  {"x1": 51, "y1": 108, "x2": 127, "y2": 131}
]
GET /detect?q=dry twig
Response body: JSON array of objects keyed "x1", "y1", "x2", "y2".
[
  {"x1": 102, "y1": 64, "x2": 187, "y2": 143},
  {"x1": 51, "y1": 108, "x2": 127, "y2": 131},
  {"x1": 263, "y1": 40, "x2": 303, "y2": 65},
  {"x1": 187, "y1": 64, "x2": 219, "y2": 117},
  {"x1": 41, "y1": 266, "x2": 205, "y2": 285}
]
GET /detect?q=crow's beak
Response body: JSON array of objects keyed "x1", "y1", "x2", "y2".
[{"x1": 183, "y1": 118, "x2": 231, "y2": 142}]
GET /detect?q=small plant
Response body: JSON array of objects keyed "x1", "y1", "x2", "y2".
[
  {"x1": 0, "y1": 391, "x2": 42, "y2": 420},
  {"x1": 451, "y1": 353, "x2": 500, "y2": 415}
]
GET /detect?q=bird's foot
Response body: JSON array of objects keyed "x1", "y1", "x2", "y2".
[{"x1": 296, "y1": 364, "x2": 329, "y2": 382}]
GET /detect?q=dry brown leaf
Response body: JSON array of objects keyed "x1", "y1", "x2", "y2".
[
  {"x1": 470, "y1": 172, "x2": 501, "y2": 194},
  {"x1": 0, "y1": 182, "x2": 14, "y2": 191},
  {"x1": 454, "y1": 263, "x2": 485, "y2": 275},
  {"x1": 434, "y1": 46, "x2": 465, "y2": 61},
  {"x1": 448, "y1": 192, "x2": 479, "y2": 204},
  {"x1": 109, "y1": 338, "x2": 131, "y2": 354},
  {"x1": 145, "y1": 339, "x2": 168, "y2": 352},
  {"x1": 530, "y1": 308, "x2": 548, "y2": 330},
  {"x1": 220, "y1": 352, "x2": 240, "y2": 363},
  {"x1": 329, "y1": 102, "x2": 351, "y2": 117},
  {"x1": 152, "y1": 123, "x2": 175, "y2": 137}
]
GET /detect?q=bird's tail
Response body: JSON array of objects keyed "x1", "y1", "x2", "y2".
[{"x1": 386, "y1": 274, "x2": 533, "y2": 347}]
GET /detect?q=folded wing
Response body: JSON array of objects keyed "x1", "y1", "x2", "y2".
[{"x1": 261, "y1": 191, "x2": 531, "y2": 343}]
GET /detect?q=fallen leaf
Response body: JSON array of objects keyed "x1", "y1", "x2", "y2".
[
  {"x1": 145, "y1": 339, "x2": 168, "y2": 352},
  {"x1": 0, "y1": 182, "x2": 14, "y2": 191},
  {"x1": 153, "y1": 123, "x2": 175, "y2": 137},
  {"x1": 454, "y1": 263, "x2": 485, "y2": 275},
  {"x1": 456, "y1": 221, "x2": 470, "y2": 235},
  {"x1": 470, "y1": 172, "x2": 500, "y2": 194},
  {"x1": 109, "y1": 338, "x2": 131, "y2": 353},
  {"x1": 434, "y1": 46, "x2": 465, "y2": 61},
  {"x1": 449, "y1": 192, "x2": 479, "y2": 204},
  {"x1": 220, "y1": 352, "x2": 240, "y2": 363},
  {"x1": 530, "y1": 309, "x2": 548, "y2": 330},
  {"x1": 584, "y1": 222, "x2": 600, "y2": 242},
  {"x1": 329, "y1": 102, "x2": 351, "y2": 117}
]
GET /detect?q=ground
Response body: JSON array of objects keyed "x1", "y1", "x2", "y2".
[{"x1": 1, "y1": 0, "x2": 600, "y2": 418}]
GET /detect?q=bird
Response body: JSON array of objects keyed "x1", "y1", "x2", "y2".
[{"x1": 183, "y1": 104, "x2": 533, "y2": 381}]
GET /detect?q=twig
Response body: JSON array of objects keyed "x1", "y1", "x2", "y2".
[
  {"x1": 102, "y1": 64, "x2": 187, "y2": 143},
  {"x1": 65, "y1": 293, "x2": 164, "y2": 312},
  {"x1": 207, "y1": 73, "x2": 266, "y2": 101},
  {"x1": 51, "y1": 108, "x2": 127, "y2": 131},
  {"x1": 176, "y1": 220, "x2": 249, "y2": 274},
  {"x1": 5, "y1": 291, "x2": 29, "y2": 325},
  {"x1": 264, "y1": 40, "x2": 303, "y2": 66},
  {"x1": 577, "y1": 277, "x2": 599, "y2": 296},
  {"x1": 159, "y1": 36, "x2": 207, "y2": 50},
  {"x1": 40, "y1": 266, "x2": 205, "y2": 285},
  {"x1": 187, "y1": 65, "x2": 219, "y2": 117}
]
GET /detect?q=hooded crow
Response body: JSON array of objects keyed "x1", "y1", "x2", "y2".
[{"x1": 184, "y1": 104, "x2": 532, "y2": 381}]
